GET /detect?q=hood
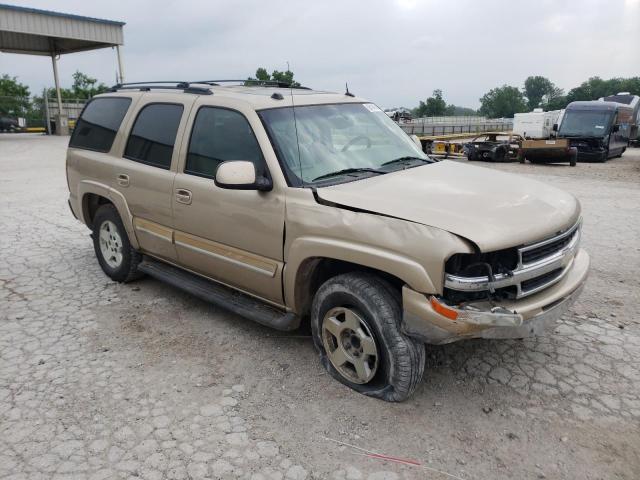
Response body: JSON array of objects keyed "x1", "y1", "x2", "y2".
[{"x1": 315, "y1": 161, "x2": 580, "y2": 252}]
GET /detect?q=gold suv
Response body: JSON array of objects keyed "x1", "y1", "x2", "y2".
[{"x1": 66, "y1": 80, "x2": 590, "y2": 401}]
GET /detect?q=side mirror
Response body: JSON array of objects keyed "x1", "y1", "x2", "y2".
[
  {"x1": 552, "y1": 123, "x2": 558, "y2": 132},
  {"x1": 410, "y1": 134, "x2": 423, "y2": 150},
  {"x1": 215, "y1": 161, "x2": 272, "y2": 191},
  {"x1": 612, "y1": 124, "x2": 620, "y2": 133}
]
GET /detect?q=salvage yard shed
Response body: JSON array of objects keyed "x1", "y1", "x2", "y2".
[{"x1": 0, "y1": 3, "x2": 125, "y2": 134}]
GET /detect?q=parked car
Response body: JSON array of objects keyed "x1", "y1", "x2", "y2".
[
  {"x1": 66, "y1": 81, "x2": 589, "y2": 401},
  {"x1": 0, "y1": 116, "x2": 20, "y2": 132},
  {"x1": 385, "y1": 108, "x2": 413, "y2": 122},
  {"x1": 599, "y1": 92, "x2": 639, "y2": 144},
  {"x1": 556, "y1": 100, "x2": 633, "y2": 162},
  {"x1": 464, "y1": 132, "x2": 523, "y2": 162}
]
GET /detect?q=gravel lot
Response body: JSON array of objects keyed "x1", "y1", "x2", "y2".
[{"x1": 1, "y1": 133, "x2": 639, "y2": 480}]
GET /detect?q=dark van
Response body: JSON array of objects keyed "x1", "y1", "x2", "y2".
[{"x1": 556, "y1": 100, "x2": 633, "y2": 162}]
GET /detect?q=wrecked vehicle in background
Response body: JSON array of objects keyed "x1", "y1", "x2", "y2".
[
  {"x1": 556, "y1": 100, "x2": 633, "y2": 162},
  {"x1": 464, "y1": 132, "x2": 523, "y2": 162},
  {"x1": 66, "y1": 81, "x2": 589, "y2": 402}
]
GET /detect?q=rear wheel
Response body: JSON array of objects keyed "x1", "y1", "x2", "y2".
[
  {"x1": 311, "y1": 272, "x2": 425, "y2": 402},
  {"x1": 92, "y1": 204, "x2": 143, "y2": 282}
]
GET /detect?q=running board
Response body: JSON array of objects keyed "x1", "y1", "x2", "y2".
[{"x1": 138, "y1": 257, "x2": 299, "y2": 331}]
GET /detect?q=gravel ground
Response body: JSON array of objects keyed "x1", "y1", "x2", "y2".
[{"x1": 1, "y1": 133, "x2": 639, "y2": 480}]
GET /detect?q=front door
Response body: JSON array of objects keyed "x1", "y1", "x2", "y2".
[
  {"x1": 111, "y1": 98, "x2": 192, "y2": 261},
  {"x1": 172, "y1": 105, "x2": 285, "y2": 304}
]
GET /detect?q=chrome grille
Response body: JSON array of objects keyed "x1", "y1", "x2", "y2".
[
  {"x1": 521, "y1": 235, "x2": 573, "y2": 265},
  {"x1": 445, "y1": 221, "x2": 581, "y2": 299}
]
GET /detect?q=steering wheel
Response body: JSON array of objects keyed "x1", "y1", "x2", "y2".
[{"x1": 341, "y1": 135, "x2": 372, "y2": 152}]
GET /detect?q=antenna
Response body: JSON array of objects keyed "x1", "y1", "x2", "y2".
[{"x1": 345, "y1": 82, "x2": 354, "y2": 97}]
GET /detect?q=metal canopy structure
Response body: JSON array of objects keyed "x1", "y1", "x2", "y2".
[{"x1": 0, "y1": 3, "x2": 126, "y2": 134}]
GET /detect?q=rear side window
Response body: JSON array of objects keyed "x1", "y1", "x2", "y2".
[
  {"x1": 70, "y1": 97, "x2": 131, "y2": 152},
  {"x1": 124, "y1": 103, "x2": 184, "y2": 169},
  {"x1": 185, "y1": 107, "x2": 263, "y2": 178}
]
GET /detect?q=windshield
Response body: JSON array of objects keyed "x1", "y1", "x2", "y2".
[
  {"x1": 259, "y1": 103, "x2": 429, "y2": 185},
  {"x1": 558, "y1": 110, "x2": 613, "y2": 137}
]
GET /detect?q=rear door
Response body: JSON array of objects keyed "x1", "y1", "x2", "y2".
[
  {"x1": 172, "y1": 101, "x2": 286, "y2": 304},
  {"x1": 67, "y1": 96, "x2": 134, "y2": 214},
  {"x1": 111, "y1": 94, "x2": 195, "y2": 261}
]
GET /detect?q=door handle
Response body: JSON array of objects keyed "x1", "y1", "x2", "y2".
[
  {"x1": 175, "y1": 188, "x2": 192, "y2": 205},
  {"x1": 117, "y1": 174, "x2": 130, "y2": 187}
]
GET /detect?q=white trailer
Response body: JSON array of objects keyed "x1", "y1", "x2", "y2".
[{"x1": 513, "y1": 109, "x2": 562, "y2": 139}]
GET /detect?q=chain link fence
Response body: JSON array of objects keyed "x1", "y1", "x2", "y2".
[{"x1": 0, "y1": 95, "x2": 87, "y2": 133}]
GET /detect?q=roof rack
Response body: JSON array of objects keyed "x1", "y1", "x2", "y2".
[
  {"x1": 195, "y1": 79, "x2": 311, "y2": 89},
  {"x1": 107, "y1": 79, "x2": 310, "y2": 94},
  {"x1": 107, "y1": 81, "x2": 212, "y2": 95}
]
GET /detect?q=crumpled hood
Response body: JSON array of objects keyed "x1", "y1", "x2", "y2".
[{"x1": 315, "y1": 160, "x2": 580, "y2": 252}]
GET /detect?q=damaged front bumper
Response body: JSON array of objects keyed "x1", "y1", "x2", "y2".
[{"x1": 402, "y1": 248, "x2": 590, "y2": 344}]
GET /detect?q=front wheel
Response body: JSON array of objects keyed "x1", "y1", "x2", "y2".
[{"x1": 311, "y1": 273, "x2": 425, "y2": 402}]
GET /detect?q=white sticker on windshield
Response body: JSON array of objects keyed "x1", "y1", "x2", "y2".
[
  {"x1": 595, "y1": 125, "x2": 604, "y2": 129},
  {"x1": 363, "y1": 103, "x2": 382, "y2": 112}
]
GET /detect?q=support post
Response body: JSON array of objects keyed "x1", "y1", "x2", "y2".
[
  {"x1": 116, "y1": 45, "x2": 125, "y2": 84},
  {"x1": 43, "y1": 88, "x2": 51, "y2": 136},
  {"x1": 51, "y1": 53, "x2": 69, "y2": 135}
]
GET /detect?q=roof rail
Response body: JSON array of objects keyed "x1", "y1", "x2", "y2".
[
  {"x1": 195, "y1": 79, "x2": 310, "y2": 89},
  {"x1": 107, "y1": 81, "x2": 212, "y2": 95},
  {"x1": 107, "y1": 79, "x2": 311, "y2": 94}
]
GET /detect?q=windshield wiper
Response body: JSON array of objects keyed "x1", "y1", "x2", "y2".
[
  {"x1": 312, "y1": 168, "x2": 386, "y2": 182},
  {"x1": 380, "y1": 156, "x2": 433, "y2": 168}
]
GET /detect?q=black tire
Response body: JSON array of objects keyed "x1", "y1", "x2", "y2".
[
  {"x1": 493, "y1": 147, "x2": 506, "y2": 162},
  {"x1": 311, "y1": 272, "x2": 425, "y2": 402},
  {"x1": 92, "y1": 204, "x2": 143, "y2": 282}
]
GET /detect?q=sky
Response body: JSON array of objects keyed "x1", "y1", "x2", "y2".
[{"x1": 1, "y1": 0, "x2": 639, "y2": 109}]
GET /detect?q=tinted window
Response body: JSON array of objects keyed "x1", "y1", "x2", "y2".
[
  {"x1": 124, "y1": 103, "x2": 184, "y2": 169},
  {"x1": 186, "y1": 107, "x2": 263, "y2": 178},
  {"x1": 70, "y1": 97, "x2": 131, "y2": 152}
]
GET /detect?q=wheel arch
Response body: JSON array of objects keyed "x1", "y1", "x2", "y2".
[
  {"x1": 77, "y1": 181, "x2": 139, "y2": 249},
  {"x1": 285, "y1": 238, "x2": 437, "y2": 318}
]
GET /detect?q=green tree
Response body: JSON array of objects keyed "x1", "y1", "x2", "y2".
[
  {"x1": 41, "y1": 70, "x2": 108, "y2": 101},
  {"x1": 247, "y1": 67, "x2": 301, "y2": 87},
  {"x1": 566, "y1": 76, "x2": 640, "y2": 104},
  {"x1": 546, "y1": 95, "x2": 568, "y2": 111},
  {"x1": 414, "y1": 89, "x2": 447, "y2": 117},
  {"x1": 523, "y1": 76, "x2": 565, "y2": 110},
  {"x1": 445, "y1": 104, "x2": 478, "y2": 116},
  {"x1": 479, "y1": 85, "x2": 527, "y2": 118},
  {"x1": 71, "y1": 71, "x2": 108, "y2": 98},
  {"x1": 524, "y1": 76, "x2": 553, "y2": 110},
  {"x1": 0, "y1": 74, "x2": 30, "y2": 117}
]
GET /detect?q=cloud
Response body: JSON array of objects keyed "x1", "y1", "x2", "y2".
[{"x1": 1, "y1": 0, "x2": 638, "y2": 109}]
